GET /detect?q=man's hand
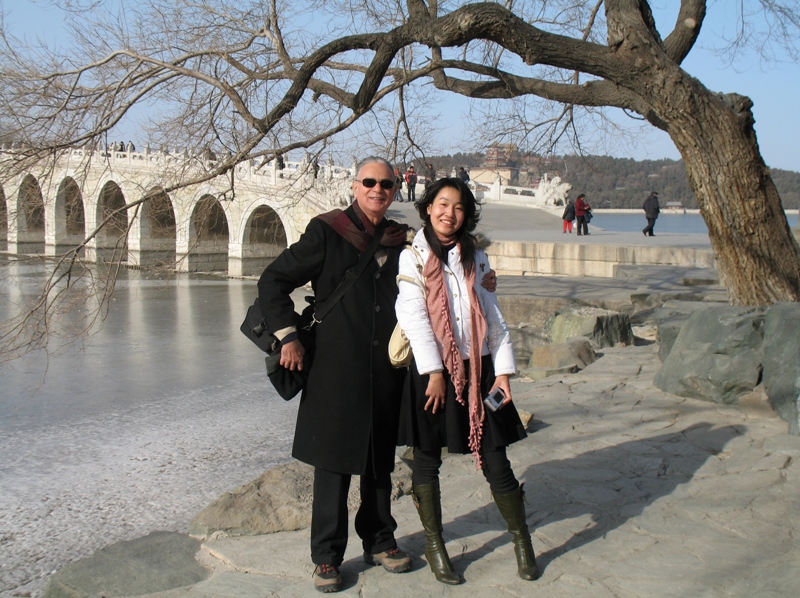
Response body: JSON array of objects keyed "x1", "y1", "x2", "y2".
[
  {"x1": 481, "y1": 269, "x2": 498, "y2": 293},
  {"x1": 280, "y1": 339, "x2": 305, "y2": 371}
]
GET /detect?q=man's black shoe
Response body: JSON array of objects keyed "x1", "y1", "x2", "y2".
[{"x1": 314, "y1": 564, "x2": 342, "y2": 593}]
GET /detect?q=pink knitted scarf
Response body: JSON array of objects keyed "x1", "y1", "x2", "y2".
[{"x1": 423, "y1": 247, "x2": 488, "y2": 468}]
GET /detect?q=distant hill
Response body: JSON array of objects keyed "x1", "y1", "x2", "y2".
[{"x1": 421, "y1": 153, "x2": 800, "y2": 209}]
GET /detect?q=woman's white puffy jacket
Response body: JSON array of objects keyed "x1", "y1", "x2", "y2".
[{"x1": 395, "y1": 230, "x2": 516, "y2": 377}]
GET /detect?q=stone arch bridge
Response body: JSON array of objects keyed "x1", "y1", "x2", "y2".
[{"x1": 0, "y1": 147, "x2": 356, "y2": 276}]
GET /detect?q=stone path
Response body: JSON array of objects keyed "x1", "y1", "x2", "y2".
[{"x1": 48, "y1": 343, "x2": 800, "y2": 597}]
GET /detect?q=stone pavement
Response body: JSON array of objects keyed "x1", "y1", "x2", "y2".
[{"x1": 44, "y1": 205, "x2": 800, "y2": 597}]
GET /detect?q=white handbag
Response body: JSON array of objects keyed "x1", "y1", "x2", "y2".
[
  {"x1": 388, "y1": 323, "x2": 413, "y2": 368},
  {"x1": 389, "y1": 248, "x2": 425, "y2": 368}
]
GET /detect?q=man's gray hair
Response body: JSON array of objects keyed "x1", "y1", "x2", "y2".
[{"x1": 355, "y1": 156, "x2": 394, "y2": 177}]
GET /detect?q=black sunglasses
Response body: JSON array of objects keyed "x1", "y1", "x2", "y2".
[{"x1": 357, "y1": 178, "x2": 395, "y2": 190}]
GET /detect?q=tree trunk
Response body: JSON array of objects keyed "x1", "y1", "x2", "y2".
[{"x1": 655, "y1": 75, "x2": 800, "y2": 305}]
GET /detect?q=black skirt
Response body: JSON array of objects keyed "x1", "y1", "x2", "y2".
[{"x1": 397, "y1": 355, "x2": 528, "y2": 454}]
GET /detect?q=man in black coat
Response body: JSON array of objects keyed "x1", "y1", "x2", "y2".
[
  {"x1": 258, "y1": 157, "x2": 411, "y2": 592},
  {"x1": 642, "y1": 191, "x2": 660, "y2": 236}
]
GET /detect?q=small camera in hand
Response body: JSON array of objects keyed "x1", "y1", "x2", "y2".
[{"x1": 483, "y1": 388, "x2": 506, "y2": 412}]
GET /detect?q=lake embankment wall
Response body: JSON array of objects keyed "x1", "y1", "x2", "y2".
[{"x1": 487, "y1": 241, "x2": 716, "y2": 278}]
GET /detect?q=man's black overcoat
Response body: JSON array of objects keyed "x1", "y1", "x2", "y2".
[{"x1": 258, "y1": 206, "x2": 406, "y2": 476}]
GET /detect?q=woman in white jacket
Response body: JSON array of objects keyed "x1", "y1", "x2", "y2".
[{"x1": 395, "y1": 178, "x2": 537, "y2": 585}]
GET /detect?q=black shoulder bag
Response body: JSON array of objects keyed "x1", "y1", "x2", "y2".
[{"x1": 241, "y1": 223, "x2": 387, "y2": 400}]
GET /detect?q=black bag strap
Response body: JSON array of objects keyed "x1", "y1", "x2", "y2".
[{"x1": 310, "y1": 220, "x2": 388, "y2": 325}]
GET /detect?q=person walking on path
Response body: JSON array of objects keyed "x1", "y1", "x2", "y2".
[
  {"x1": 405, "y1": 165, "x2": 418, "y2": 203},
  {"x1": 395, "y1": 177, "x2": 537, "y2": 586},
  {"x1": 562, "y1": 198, "x2": 576, "y2": 233},
  {"x1": 575, "y1": 193, "x2": 591, "y2": 236},
  {"x1": 458, "y1": 167, "x2": 470, "y2": 184},
  {"x1": 643, "y1": 191, "x2": 660, "y2": 236},
  {"x1": 258, "y1": 157, "x2": 412, "y2": 593},
  {"x1": 425, "y1": 163, "x2": 437, "y2": 189},
  {"x1": 394, "y1": 168, "x2": 404, "y2": 202}
]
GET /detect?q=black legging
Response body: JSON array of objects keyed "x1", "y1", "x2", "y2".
[{"x1": 412, "y1": 447, "x2": 519, "y2": 494}]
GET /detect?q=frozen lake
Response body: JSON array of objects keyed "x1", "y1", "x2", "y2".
[{"x1": 0, "y1": 262, "x2": 297, "y2": 596}]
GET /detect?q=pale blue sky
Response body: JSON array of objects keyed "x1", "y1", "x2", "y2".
[{"x1": 4, "y1": 0, "x2": 799, "y2": 172}]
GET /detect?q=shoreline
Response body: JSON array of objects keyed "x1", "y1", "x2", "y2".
[{"x1": 590, "y1": 207, "x2": 800, "y2": 215}]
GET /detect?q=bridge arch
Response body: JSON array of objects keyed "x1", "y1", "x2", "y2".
[
  {"x1": 189, "y1": 194, "x2": 229, "y2": 272},
  {"x1": 55, "y1": 177, "x2": 86, "y2": 254},
  {"x1": 134, "y1": 185, "x2": 177, "y2": 267},
  {"x1": 239, "y1": 203, "x2": 288, "y2": 276},
  {"x1": 96, "y1": 180, "x2": 129, "y2": 262},
  {"x1": 16, "y1": 174, "x2": 46, "y2": 253}
]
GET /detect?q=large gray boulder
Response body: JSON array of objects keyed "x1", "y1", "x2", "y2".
[
  {"x1": 189, "y1": 459, "x2": 412, "y2": 539},
  {"x1": 654, "y1": 306, "x2": 766, "y2": 405},
  {"x1": 652, "y1": 300, "x2": 727, "y2": 361},
  {"x1": 545, "y1": 306, "x2": 634, "y2": 348},
  {"x1": 763, "y1": 303, "x2": 800, "y2": 435}
]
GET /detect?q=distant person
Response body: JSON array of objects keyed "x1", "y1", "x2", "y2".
[
  {"x1": 562, "y1": 199, "x2": 575, "y2": 233},
  {"x1": 458, "y1": 167, "x2": 470, "y2": 183},
  {"x1": 394, "y1": 168, "x2": 404, "y2": 202},
  {"x1": 575, "y1": 193, "x2": 591, "y2": 236},
  {"x1": 405, "y1": 165, "x2": 418, "y2": 203},
  {"x1": 425, "y1": 163, "x2": 436, "y2": 189},
  {"x1": 642, "y1": 191, "x2": 660, "y2": 237}
]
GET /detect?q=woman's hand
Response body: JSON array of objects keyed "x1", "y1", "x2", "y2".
[
  {"x1": 424, "y1": 372, "x2": 447, "y2": 414},
  {"x1": 490, "y1": 374, "x2": 513, "y2": 407},
  {"x1": 280, "y1": 339, "x2": 305, "y2": 371}
]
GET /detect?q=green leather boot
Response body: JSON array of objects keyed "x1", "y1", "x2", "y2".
[
  {"x1": 411, "y1": 481, "x2": 462, "y2": 585},
  {"x1": 492, "y1": 486, "x2": 540, "y2": 581}
]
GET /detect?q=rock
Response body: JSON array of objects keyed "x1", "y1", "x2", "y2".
[
  {"x1": 516, "y1": 408, "x2": 534, "y2": 429},
  {"x1": 737, "y1": 384, "x2": 777, "y2": 419},
  {"x1": 189, "y1": 459, "x2": 412, "y2": 540},
  {"x1": 522, "y1": 363, "x2": 580, "y2": 382},
  {"x1": 630, "y1": 291, "x2": 709, "y2": 323},
  {"x1": 632, "y1": 324, "x2": 658, "y2": 341},
  {"x1": 545, "y1": 306, "x2": 634, "y2": 348},
  {"x1": 648, "y1": 300, "x2": 730, "y2": 362},
  {"x1": 656, "y1": 315, "x2": 687, "y2": 362},
  {"x1": 43, "y1": 532, "x2": 207, "y2": 598},
  {"x1": 762, "y1": 303, "x2": 800, "y2": 435},
  {"x1": 189, "y1": 461, "x2": 315, "y2": 539},
  {"x1": 653, "y1": 306, "x2": 766, "y2": 405},
  {"x1": 523, "y1": 337, "x2": 597, "y2": 380}
]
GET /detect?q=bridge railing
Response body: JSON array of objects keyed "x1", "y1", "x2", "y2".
[{"x1": 2, "y1": 144, "x2": 356, "y2": 189}]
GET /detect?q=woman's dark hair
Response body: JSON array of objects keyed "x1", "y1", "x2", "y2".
[{"x1": 415, "y1": 177, "x2": 482, "y2": 274}]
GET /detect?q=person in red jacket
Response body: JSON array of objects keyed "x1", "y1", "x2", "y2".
[{"x1": 574, "y1": 193, "x2": 591, "y2": 236}]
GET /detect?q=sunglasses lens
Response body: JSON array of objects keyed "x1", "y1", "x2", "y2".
[{"x1": 359, "y1": 178, "x2": 395, "y2": 190}]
